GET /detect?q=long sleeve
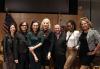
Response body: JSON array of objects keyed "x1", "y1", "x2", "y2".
[
  {"x1": 13, "y1": 37, "x2": 18, "y2": 60},
  {"x1": 94, "y1": 30, "x2": 100, "y2": 45},
  {"x1": 38, "y1": 31, "x2": 44, "y2": 44},
  {"x1": 3, "y1": 35, "x2": 8, "y2": 61},
  {"x1": 27, "y1": 32, "x2": 32, "y2": 47},
  {"x1": 93, "y1": 30, "x2": 100, "y2": 51},
  {"x1": 49, "y1": 32, "x2": 54, "y2": 52}
]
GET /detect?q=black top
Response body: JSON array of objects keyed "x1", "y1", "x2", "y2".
[
  {"x1": 16, "y1": 32, "x2": 29, "y2": 54},
  {"x1": 79, "y1": 32, "x2": 89, "y2": 55},
  {"x1": 38, "y1": 29, "x2": 54, "y2": 54},
  {"x1": 53, "y1": 32, "x2": 66, "y2": 56},
  {"x1": 3, "y1": 34, "x2": 18, "y2": 61}
]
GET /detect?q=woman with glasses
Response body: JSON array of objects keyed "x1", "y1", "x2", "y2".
[
  {"x1": 27, "y1": 20, "x2": 42, "y2": 69},
  {"x1": 16, "y1": 22, "x2": 29, "y2": 69}
]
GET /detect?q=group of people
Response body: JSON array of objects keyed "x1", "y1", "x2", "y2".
[{"x1": 2, "y1": 17, "x2": 100, "y2": 69}]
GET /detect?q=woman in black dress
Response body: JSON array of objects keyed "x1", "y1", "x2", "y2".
[
  {"x1": 27, "y1": 20, "x2": 42, "y2": 69},
  {"x1": 39, "y1": 18, "x2": 54, "y2": 69},
  {"x1": 3, "y1": 23, "x2": 18, "y2": 69},
  {"x1": 79, "y1": 17, "x2": 100, "y2": 69}
]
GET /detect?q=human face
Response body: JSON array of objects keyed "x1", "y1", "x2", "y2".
[
  {"x1": 20, "y1": 22, "x2": 27, "y2": 32},
  {"x1": 81, "y1": 20, "x2": 89, "y2": 31},
  {"x1": 54, "y1": 25, "x2": 61, "y2": 34},
  {"x1": 42, "y1": 19, "x2": 50, "y2": 30},
  {"x1": 66, "y1": 23, "x2": 73, "y2": 31},
  {"x1": 10, "y1": 25, "x2": 16, "y2": 33},
  {"x1": 32, "y1": 22, "x2": 39, "y2": 32}
]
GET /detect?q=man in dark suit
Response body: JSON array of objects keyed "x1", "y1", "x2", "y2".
[{"x1": 52, "y1": 24, "x2": 66, "y2": 69}]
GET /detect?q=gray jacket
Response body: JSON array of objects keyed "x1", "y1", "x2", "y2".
[{"x1": 80, "y1": 29, "x2": 100, "y2": 51}]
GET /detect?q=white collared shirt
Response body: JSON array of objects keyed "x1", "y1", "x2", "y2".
[{"x1": 66, "y1": 30, "x2": 80, "y2": 48}]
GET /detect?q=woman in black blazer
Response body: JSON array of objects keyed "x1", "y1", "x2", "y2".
[{"x1": 3, "y1": 23, "x2": 18, "y2": 69}]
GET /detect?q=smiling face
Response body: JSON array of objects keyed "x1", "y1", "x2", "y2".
[
  {"x1": 80, "y1": 20, "x2": 90, "y2": 31},
  {"x1": 42, "y1": 18, "x2": 50, "y2": 30},
  {"x1": 32, "y1": 22, "x2": 39, "y2": 32},
  {"x1": 54, "y1": 24, "x2": 61, "y2": 34},
  {"x1": 66, "y1": 22, "x2": 73, "y2": 31},
  {"x1": 20, "y1": 22, "x2": 28, "y2": 32},
  {"x1": 10, "y1": 24, "x2": 16, "y2": 33}
]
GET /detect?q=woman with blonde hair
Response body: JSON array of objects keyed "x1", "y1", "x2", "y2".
[
  {"x1": 79, "y1": 17, "x2": 100, "y2": 69},
  {"x1": 38, "y1": 18, "x2": 54, "y2": 69}
]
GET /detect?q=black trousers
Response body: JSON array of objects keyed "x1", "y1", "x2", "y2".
[
  {"x1": 54, "y1": 54, "x2": 66, "y2": 69},
  {"x1": 29, "y1": 53, "x2": 41, "y2": 69},
  {"x1": 17, "y1": 53, "x2": 29, "y2": 69}
]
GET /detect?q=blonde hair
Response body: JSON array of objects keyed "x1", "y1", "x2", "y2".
[
  {"x1": 80, "y1": 17, "x2": 93, "y2": 29},
  {"x1": 40, "y1": 18, "x2": 51, "y2": 30}
]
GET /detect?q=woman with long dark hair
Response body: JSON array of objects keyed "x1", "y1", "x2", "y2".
[
  {"x1": 27, "y1": 20, "x2": 42, "y2": 69},
  {"x1": 3, "y1": 23, "x2": 18, "y2": 69}
]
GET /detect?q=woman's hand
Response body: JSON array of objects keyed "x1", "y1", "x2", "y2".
[
  {"x1": 34, "y1": 56, "x2": 39, "y2": 62},
  {"x1": 87, "y1": 50, "x2": 96, "y2": 55},
  {"x1": 28, "y1": 47, "x2": 35, "y2": 52},
  {"x1": 14, "y1": 59, "x2": 19, "y2": 63},
  {"x1": 47, "y1": 52, "x2": 51, "y2": 60}
]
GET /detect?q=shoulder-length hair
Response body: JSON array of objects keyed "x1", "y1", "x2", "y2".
[
  {"x1": 19, "y1": 21, "x2": 28, "y2": 32},
  {"x1": 30, "y1": 19, "x2": 40, "y2": 32},
  {"x1": 40, "y1": 18, "x2": 51, "y2": 30},
  {"x1": 80, "y1": 17, "x2": 93, "y2": 30}
]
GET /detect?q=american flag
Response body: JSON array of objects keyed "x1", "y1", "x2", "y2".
[{"x1": 3, "y1": 13, "x2": 16, "y2": 33}]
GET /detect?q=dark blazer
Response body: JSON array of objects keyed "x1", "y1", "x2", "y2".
[
  {"x1": 16, "y1": 32, "x2": 29, "y2": 54},
  {"x1": 3, "y1": 34, "x2": 18, "y2": 61},
  {"x1": 53, "y1": 32, "x2": 66, "y2": 56}
]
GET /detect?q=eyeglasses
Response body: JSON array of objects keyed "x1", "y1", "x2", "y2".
[{"x1": 21, "y1": 25, "x2": 27, "y2": 26}]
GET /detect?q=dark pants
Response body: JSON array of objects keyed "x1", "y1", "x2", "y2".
[
  {"x1": 5, "y1": 55, "x2": 16, "y2": 69},
  {"x1": 29, "y1": 53, "x2": 41, "y2": 69},
  {"x1": 17, "y1": 53, "x2": 29, "y2": 69},
  {"x1": 5, "y1": 61, "x2": 15, "y2": 69},
  {"x1": 54, "y1": 54, "x2": 66, "y2": 69}
]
